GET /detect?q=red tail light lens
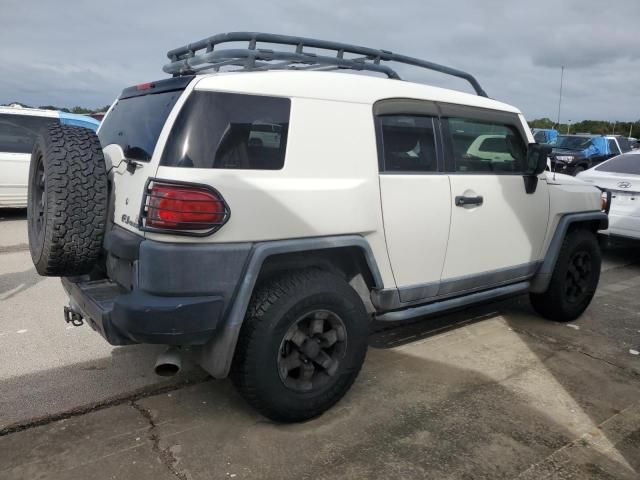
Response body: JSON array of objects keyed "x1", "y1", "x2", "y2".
[{"x1": 143, "y1": 180, "x2": 229, "y2": 234}]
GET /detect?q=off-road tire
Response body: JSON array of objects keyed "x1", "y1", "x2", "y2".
[
  {"x1": 27, "y1": 124, "x2": 108, "y2": 276},
  {"x1": 231, "y1": 269, "x2": 369, "y2": 422},
  {"x1": 530, "y1": 228, "x2": 601, "y2": 322}
]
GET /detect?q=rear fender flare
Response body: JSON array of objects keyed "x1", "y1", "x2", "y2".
[{"x1": 195, "y1": 235, "x2": 383, "y2": 378}]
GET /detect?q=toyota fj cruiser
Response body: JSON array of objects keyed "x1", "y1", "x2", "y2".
[{"x1": 27, "y1": 33, "x2": 608, "y2": 422}]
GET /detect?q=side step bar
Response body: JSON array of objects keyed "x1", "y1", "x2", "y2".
[{"x1": 375, "y1": 281, "x2": 530, "y2": 322}]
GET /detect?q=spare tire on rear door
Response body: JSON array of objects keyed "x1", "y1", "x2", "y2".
[{"x1": 28, "y1": 124, "x2": 108, "y2": 276}]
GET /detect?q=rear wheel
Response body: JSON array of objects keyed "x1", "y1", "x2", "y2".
[
  {"x1": 530, "y1": 228, "x2": 601, "y2": 321},
  {"x1": 231, "y1": 269, "x2": 369, "y2": 422}
]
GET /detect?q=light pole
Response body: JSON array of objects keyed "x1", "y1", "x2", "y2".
[
  {"x1": 556, "y1": 66, "x2": 565, "y2": 127},
  {"x1": 567, "y1": 120, "x2": 571, "y2": 134}
]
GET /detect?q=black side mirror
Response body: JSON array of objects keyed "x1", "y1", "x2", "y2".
[{"x1": 526, "y1": 143, "x2": 551, "y2": 176}]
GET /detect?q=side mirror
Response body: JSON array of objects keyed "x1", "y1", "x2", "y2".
[{"x1": 526, "y1": 143, "x2": 551, "y2": 176}]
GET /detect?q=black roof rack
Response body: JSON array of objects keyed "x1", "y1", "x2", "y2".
[{"x1": 164, "y1": 32, "x2": 488, "y2": 97}]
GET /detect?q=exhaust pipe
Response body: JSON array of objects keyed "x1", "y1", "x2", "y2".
[{"x1": 154, "y1": 347, "x2": 182, "y2": 377}]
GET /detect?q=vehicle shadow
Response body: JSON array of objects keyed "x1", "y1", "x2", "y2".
[
  {"x1": 3, "y1": 331, "x2": 637, "y2": 479},
  {"x1": 0, "y1": 268, "x2": 45, "y2": 300},
  {"x1": 0, "y1": 343, "x2": 209, "y2": 432}
]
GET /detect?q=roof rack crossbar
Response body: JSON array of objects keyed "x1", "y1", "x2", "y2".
[{"x1": 164, "y1": 32, "x2": 488, "y2": 97}]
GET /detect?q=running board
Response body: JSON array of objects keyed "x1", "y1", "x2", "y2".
[{"x1": 375, "y1": 281, "x2": 530, "y2": 322}]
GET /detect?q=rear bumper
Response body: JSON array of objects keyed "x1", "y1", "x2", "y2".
[
  {"x1": 62, "y1": 226, "x2": 252, "y2": 346},
  {"x1": 600, "y1": 212, "x2": 640, "y2": 241},
  {"x1": 62, "y1": 278, "x2": 224, "y2": 345}
]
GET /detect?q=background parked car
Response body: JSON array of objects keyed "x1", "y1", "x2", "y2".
[
  {"x1": 0, "y1": 106, "x2": 100, "y2": 208},
  {"x1": 531, "y1": 128, "x2": 559, "y2": 144},
  {"x1": 548, "y1": 133, "x2": 633, "y2": 175},
  {"x1": 577, "y1": 150, "x2": 640, "y2": 241}
]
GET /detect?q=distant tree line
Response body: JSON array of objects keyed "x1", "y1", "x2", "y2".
[{"x1": 529, "y1": 117, "x2": 640, "y2": 137}]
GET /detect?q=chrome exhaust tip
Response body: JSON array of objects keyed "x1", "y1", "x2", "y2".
[{"x1": 154, "y1": 347, "x2": 182, "y2": 377}]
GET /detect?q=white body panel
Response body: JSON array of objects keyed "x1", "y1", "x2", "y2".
[
  {"x1": 0, "y1": 152, "x2": 29, "y2": 207},
  {"x1": 577, "y1": 161, "x2": 640, "y2": 240},
  {"x1": 442, "y1": 175, "x2": 550, "y2": 278},
  {"x1": 100, "y1": 70, "x2": 603, "y2": 293},
  {"x1": 540, "y1": 172, "x2": 603, "y2": 251},
  {"x1": 379, "y1": 175, "x2": 451, "y2": 287},
  {"x1": 0, "y1": 107, "x2": 58, "y2": 208}
]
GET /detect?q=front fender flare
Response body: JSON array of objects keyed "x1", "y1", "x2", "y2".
[{"x1": 529, "y1": 211, "x2": 608, "y2": 293}]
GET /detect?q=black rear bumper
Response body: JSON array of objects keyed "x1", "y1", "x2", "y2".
[
  {"x1": 62, "y1": 278, "x2": 224, "y2": 345},
  {"x1": 62, "y1": 226, "x2": 252, "y2": 346}
]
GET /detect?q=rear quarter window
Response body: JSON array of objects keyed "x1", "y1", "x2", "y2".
[
  {"x1": 0, "y1": 114, "x2": 58, "y2": 153},
  {"x1": 160, "y1": 91, "x2": 291, "y2": 170}
]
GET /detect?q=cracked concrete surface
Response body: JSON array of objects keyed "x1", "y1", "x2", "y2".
[
  {"x1": 1, "y1": 213, "x2": 640, "y2": 479},
  {"x1": 130, "y1": 401, "x2": 189, "y2": 480}
]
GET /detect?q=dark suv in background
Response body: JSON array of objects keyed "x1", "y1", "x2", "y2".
[{"x1": 549, "y1": 134, "x2": 633, "y2": 175}]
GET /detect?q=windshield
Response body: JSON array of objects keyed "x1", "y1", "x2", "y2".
[
  {"x1": 551, "y1": 135, "x2": 592, "y2": 150},
  {"x1": 98, "y1": 90, "x2": 183, "y2": 161},
  {"x1": 595, "y1": 153, "x2": 640, "y2": 175}
]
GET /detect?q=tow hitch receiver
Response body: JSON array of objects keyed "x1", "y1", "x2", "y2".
[{"x1": 63, "y1": 306, "x2": 84, "y2": 327}]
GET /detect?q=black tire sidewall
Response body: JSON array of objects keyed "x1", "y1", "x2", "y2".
[
  {"x1": 233, "y1": 271, "x2": 369, "y2": 421},
  {"x1": 532, "y1": 229, "x2": 601, "y2": 321},
  {"x1": 27, "y1": 136, "x2": 48, "y2": 268}
]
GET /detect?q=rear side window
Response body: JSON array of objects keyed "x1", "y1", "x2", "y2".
[
  {"x1": 377, "y1": 115, "x2": 437, "y2": 172},
  {"x1": 445, "y1": 118, "x2": 526, "y2": 173},
  {"x1": 0, "y1": 114, "x2": 58, "y2": 153},
  {"x1": 98, "y1": 90, "x2": 183, "y2": 161},
  {"x1": 608, "y1": 139, "x2": 621, "y2": 155},
  {"x1": 161, "y1": 91, "x2": 291, "y2": 170},
  {"x1": 618, "y1": 137, "x2": 632, "y2": 153},
  {"x1": 533, "y1": 130, "x2": 546, "y2": 143},
  {"x1": 595, "y1": 154, "x2": 640, "y2": 175}
]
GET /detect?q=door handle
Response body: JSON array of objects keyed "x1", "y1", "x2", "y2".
[{"x1": 455, "y1": 195, "x2": 483, "y2": 207}]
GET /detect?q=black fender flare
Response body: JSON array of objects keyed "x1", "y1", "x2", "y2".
[
  {"x1": 195, "y1": 235, "x2": 384, "y2": 378},
  {"x1": 529, "y1": 211, "x2": 608, "y2": 293}
]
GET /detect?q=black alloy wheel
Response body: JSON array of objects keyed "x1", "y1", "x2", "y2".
[{"x1": 277, "y1": 309, "x2": 347, "y2": 392}]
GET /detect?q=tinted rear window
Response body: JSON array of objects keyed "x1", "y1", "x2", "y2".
[
  {"x1": 595, "y1": 154, "x2": 640, "y2": 175},
  {"x1": 160, "y1": 91, "x2": 290, "y2": 170},
  {"x1": 0, "y1": 114, "x2": 58, "y2": 153},
  {"x1": 98, "y1": 90, "x2": 182, "y2": 161}
]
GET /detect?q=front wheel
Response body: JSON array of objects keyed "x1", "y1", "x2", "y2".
[
  {"x1": 530, "y1": 228, "x2": 601, "y2": 321},
  {"x1": 231, "y1": 269, "x2": 369, "y2": 422}
]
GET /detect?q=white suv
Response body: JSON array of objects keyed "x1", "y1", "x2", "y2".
[{"x1": 27, "y1": 33, "x2": 608, "y2": 422}]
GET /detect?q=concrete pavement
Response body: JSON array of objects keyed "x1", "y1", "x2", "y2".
[
  {"x1": 1, "y1": 210, "x2": 640, "y2": 479},
  {"x1": 0, "y1": 211, "x2": 206, "y2": 430}
]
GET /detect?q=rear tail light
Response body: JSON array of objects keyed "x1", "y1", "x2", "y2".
[
  {"x1": 141, "y1": 179, "x2": 230, "y2": 236},
  {"x1": 600, "y1": 189, "x2": 612, "y2": 214}
]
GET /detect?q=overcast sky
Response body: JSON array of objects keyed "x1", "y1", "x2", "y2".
[{"x1": 2, "y1": 0, "x2": 639, "y2": 122}]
